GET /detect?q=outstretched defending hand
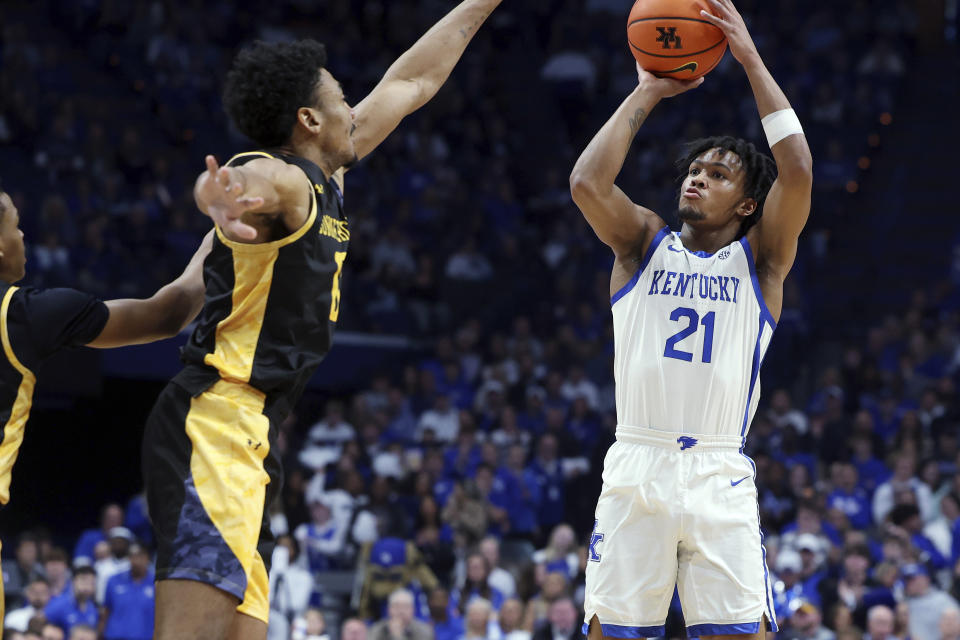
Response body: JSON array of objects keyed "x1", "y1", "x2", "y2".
[
  {"x1": 699, "y1": 0, "x2": 760, "y2": 65},
  {"x1": 636, "y1": 62, "x2": 704, "y2": 99},
  {"x1": 196, "y1": 155, "x2": 262, "y2": 241}
]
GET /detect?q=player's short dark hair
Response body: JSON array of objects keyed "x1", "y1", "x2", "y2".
[
  {"x1": 223, "y1": 39, "x2": 329, "y2": 148},
  {"x1": 676, "y1": 135, "x2": 777, "y2": 238}
]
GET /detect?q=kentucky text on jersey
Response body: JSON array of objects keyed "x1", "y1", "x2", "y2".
[{"x1": 647, "y1": 270, "x2": 742, "y2": 303}]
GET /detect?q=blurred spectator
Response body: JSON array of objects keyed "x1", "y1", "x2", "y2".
[
  {"x1": 268, "y1": 535, "x2": 313, "y2": 640},
  {"x1": 902, "y1": 563, "x2": 960, "y2": 640},
  {"x1": 2, "y1": 534, "x2": 44, "y2": 610},
  {"x1": 532, "y1": 526, "x2": 578, "y2": 585},
  {"x1": 294, "y1": 492, "x2": 349, "y2": 572},
  {"x1": 531, "y1": 597, "x2": 578, "y2": 640},
  {"x1": 864, "y1": 604, "x2": 896, "y2": 640},
  {"x1": 66, "y1": 626, "x2": 95, "y2": 640},
  {"x1": 95, "y1": 527, "x2": 133, "y2": 604},
  {"x1": 522, "y1": 572, "x2": 569, "y2": 632},
  {"x1": 341, "y1": 618, "x2": 369, "y2": 640},
  {"x1": 495, "y1": 598, "x2": 530, "y2": 640},
  {"x1": 3, "y1": 577, "x2": 51, "y2": 632},
  {"x1": 40, "y1": 624, "x2": 64, "y2": 640},
  {"x1": 427, "y1": 588, "x2": 464, "y2": 640},
  {"x1": 479, "y1": 537, "x2": 516, "y2": 599},
  {"x1": 783, "y1": 601, "x2": 835, "y2": 640},
  {"x1": 943, "y1": 608, "x2": 960, "y2": 640},
  {"x1": 453, "y1": 553, "x2": 505, "y2": 615},
  {"x1": 43, "y1": 566, "x2": 97, "y2": 635},
  {"x1": 873, "y1": 454, "x2": 935, "y2": 525},
  {"x1": 370, "y1": 589, "x2": 433, "y2": 640},
  {"x1": 100, "y1": 543, "x2": 154, "y2": 640},
  {"x1": 73, "y1": 504, "x2": 123, "y2": 563},
  {"x1": 291, "y1": 607, "x2": 330, "y2": 640},
  {"x1": 460, "y1": 597, "x2": 493, "y2": 640},
  {"x1": 41, "y1": 550, "x2": 70, "y2": 599},
  {"x1": 826, "y1": 463, "x2": 872, "y2": 530},
  {"x1": 417, "y1": 395, "x2": 460, "y2": 444}
]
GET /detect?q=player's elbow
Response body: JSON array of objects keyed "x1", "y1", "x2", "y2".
[{"x1": 569, "y1": 171, "x2": 598, "y2": 206}]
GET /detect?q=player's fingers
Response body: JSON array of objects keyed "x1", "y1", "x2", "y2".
[
  {"x1": 205, "y1": 155, "x2": 219, "y2": 175},
  {"x1": 229, "y1": 220, "x2": 258, "y2": 241},
  {"x1": 217, "y1": 167, "x2": 232, "y2": 188},
  {"x1": 708, "y1": 0, "x2": 732, "y2": 15},
  {"x1": 699, "y1": 9, "x2": 727, "y2": 27},
  {"x1": 237, "y1": 196, "x2": 264, "y2": 210}
]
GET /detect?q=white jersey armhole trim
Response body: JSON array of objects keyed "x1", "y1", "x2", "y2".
[
  {"x1": 737, "y1": 236, "x2": 777, "y2": 328},
  {"x1": 611, "y1": 226, "x2": 671, "y2": 306}
]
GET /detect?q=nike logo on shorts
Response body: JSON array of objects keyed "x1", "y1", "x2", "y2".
[{"x1": 730, "y1": 476, "x2": 750, "y2": 487}]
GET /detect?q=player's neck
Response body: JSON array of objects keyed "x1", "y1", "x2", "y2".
[
  {"x1": 281, "y1": 142, "x2": 337, "y2": 180},
  {"x1": 678, "y1": 223, "x2": 739, "y2": 254}
]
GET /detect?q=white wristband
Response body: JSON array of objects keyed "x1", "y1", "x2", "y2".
[{"x1": 761, "y1": 108, "x2": 804, "y2": 148}]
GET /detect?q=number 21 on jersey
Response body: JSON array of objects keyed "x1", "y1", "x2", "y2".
[
  {"x1": 663, "y1": 306, "x2": 715, "y2": 363},
  {"x1": 329, "y1": 251, "x2": 347, "y2": 322}
]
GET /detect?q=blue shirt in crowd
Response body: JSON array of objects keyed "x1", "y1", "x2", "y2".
[
  {"x1": 103, "y1": 570, "x2": 155, "y2": 640},
  {"x1": 72, "y1": 529, "x2": 105, "y2": 561},
  {"x1": 45, "y1": 593, "x2": 98, "y2": 634},
  {"x1": 826, "y1": 487, "x2": 872, "y2": 529}
]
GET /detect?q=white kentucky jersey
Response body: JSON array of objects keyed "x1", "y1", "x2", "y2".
[{"x1": 611, "y1": 227, "x2": 776, "y2": 439}]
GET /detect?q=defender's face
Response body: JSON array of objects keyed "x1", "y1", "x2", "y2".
[
  {"x1": 316, "y1": 68, "x2": 357, "y2": 167},
  {"x1": 678, "y1": 148, "x2": 752, "y2": 229},
  {"x1": 0, "y1": 193, "x2": 26, "y2": 283}
]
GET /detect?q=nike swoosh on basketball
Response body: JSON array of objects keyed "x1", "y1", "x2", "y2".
[
  {"x1": 663, "y1": 61, "x2": 698, "y2": 74},
  {"x1": 730, "y1": 476, "x2": 750, "y2": 487}
]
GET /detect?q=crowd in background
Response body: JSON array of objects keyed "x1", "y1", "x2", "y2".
[{"x1": 3, "y1": 0, "x2": 952, "y2": 639}]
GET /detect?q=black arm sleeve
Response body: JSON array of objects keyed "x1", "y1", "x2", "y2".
[{"x1": 23, "y1": 288, "x2": 110, "y2": 357}]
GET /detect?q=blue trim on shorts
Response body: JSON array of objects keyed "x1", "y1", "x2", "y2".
[
  {"x1": 582, "y1": 623, "x2": 666, "y2": 638},
  {"x1": 611, "y1": 227, "x2": 670, "y2": 306},
  {"x1": 687, "y1": 622, "x2": 760, "y2": 636}
]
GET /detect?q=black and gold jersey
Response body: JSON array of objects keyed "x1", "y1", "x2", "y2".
[
  {"x1": 0, "y1": 283, "x2": 108, "y2": 505},
  {"x1": 176, "y1": 150, "x2": 350, "y2": 415}
]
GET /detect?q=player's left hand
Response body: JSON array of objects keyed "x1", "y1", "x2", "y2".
[
  {"x1": 699, "y1": 0, "x2": 760, "y2": 65},
  {"x1": 197, "y1": 155, "x2": 261, "y2": 241}
]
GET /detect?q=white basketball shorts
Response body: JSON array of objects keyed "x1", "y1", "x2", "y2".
[{"x1": 583, "y1": 425, "x2": 778, "y2": 637}]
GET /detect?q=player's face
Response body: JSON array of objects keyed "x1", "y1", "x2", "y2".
[
  {"x1": 316, "y1": 68, "x2": 357, "y2": 169},
  {"x1": 0, "y1": 193, "x2": 27, "y2": 283},
  {"x1": 677, "y1": 148, "x2": 754, "y2": 230}
]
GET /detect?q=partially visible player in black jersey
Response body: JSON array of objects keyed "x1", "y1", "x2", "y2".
[
  {"x1": 0, "y1": 188, "x2": 211, "y2": 622},
  {"x1": 140, "y1": 2, "x2": 505, "y2": 640}
]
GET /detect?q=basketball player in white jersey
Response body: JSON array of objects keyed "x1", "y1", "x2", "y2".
[{"x1": 569, "y1": 1, "x2": 812, "y2": 638}]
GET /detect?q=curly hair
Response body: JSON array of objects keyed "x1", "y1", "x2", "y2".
[
  {"x1": 676, "y1": 135, "x2": 777, "y2": 238},
  {"x1": 223, "y1": 39, "x2": 329, "y2": 148}
]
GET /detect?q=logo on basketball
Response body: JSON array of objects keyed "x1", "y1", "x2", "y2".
[
  {"x1": 718, "y1": 249, "x2": 730, "y2": 260},
  {"x1": 655, "y1": 27, "x2": 682, "y2": 49}
]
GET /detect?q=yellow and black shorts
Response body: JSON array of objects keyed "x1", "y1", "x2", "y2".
[{"x1": 143, "y1": 379, "x2": 283, "y2": 624}]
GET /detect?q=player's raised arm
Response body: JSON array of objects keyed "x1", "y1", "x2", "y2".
[
  {"x1": 192, "y1": 154, "x2": 313, "y2": 243},
  {"x1": 701, "y1": 0, "x2": 812, "y2": 277},
  {"x1": 350, "y1": 0, "x2": 503, "y2": 161},
  {"x1": 87, "y1": 230, "x2": 213, "y2": 349},
  {"x1": 570, "y1": 67, "x2": 700, "y2": 258}
]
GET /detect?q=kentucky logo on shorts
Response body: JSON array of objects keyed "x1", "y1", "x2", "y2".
[
  {"x1": 589, "y1": 520, "x2": 604, "y2": 562},
  {"x1": 677, "y1": 436, "x2": 698, "y2": 450}
]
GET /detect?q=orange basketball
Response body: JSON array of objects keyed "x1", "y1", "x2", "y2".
[{"x1": 627, "y1": 0, "x2": 727, "y2": 80}]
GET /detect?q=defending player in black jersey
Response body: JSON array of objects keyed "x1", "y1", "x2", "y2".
[
  {"x1": 0, "y1": 188, "x2": 210, "y2": 622},
  {"x1": 141, "y1": 2, "x2": 504, "y2": 639}
]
